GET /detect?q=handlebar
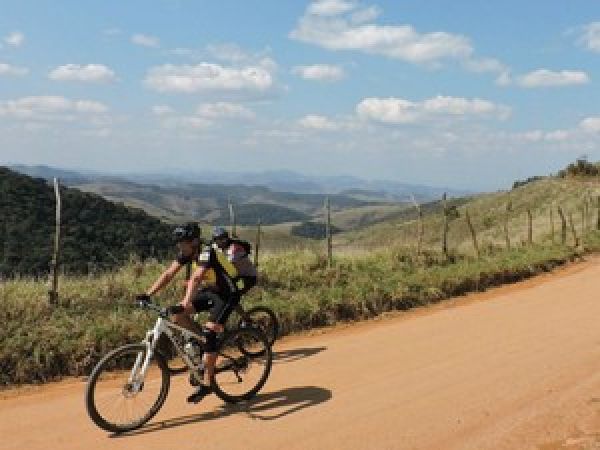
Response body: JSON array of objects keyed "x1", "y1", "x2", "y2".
[{"x1": 136, "y1": 296, "x2": 184, "y2": 316}]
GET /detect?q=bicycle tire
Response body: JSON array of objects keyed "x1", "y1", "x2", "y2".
[
  {"x1": 85, "y1": 343, "x2": 170, "y2": 433},
  {"x1": 238, "y1": 306, "x2": 279, "y2": 348},
  {"x1": 211, "y1": 327, "x2": 272, "y2": 403}
]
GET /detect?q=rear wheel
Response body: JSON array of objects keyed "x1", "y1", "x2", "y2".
[
  {"x1": 238, "y1": 306, "x2": 279, "y2": 349},
  {"x1": 211, "y1": 327, "x2": 272, "y2": 403},
  {"x1": 85, "y1": 343, "x2": 170, "y2": 433}
]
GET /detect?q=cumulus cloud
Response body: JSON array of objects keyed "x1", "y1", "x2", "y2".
[
  {"x1": 196, "y1": 102, "x2": 255, "y2": 119},
  {"x1": 144, "y1": 62, "x2": 275, "y2": 95},
  {"x1": 580, "y1": 117, "x2": 600, "y2": 133},
  {"x1": 290, "y1": 1, "x2": 473, "y2": 65},
  {"x1": 356, "y1": 95, "x2": 510, "y2": 124},
  {"x1": 578, "y1": 22, "x2": 600, "y2": 52},
  {"x1": 308, "y1": 0, "x2": 356, "y2": 16},
  {"x1": 516, "y1": 69, "x2": 589, "y2": 88},
  {"x1": 292, "y1": 64, "x2": 345, "y2": 81},
  {"x1": 298, "y1": 114, "x2": 340, "y2": 130},
  {"x1": 48, "y1": 64, "x2": 117, "y2": 83},
  {"x1": 4, "y1": 31, "x2": 24, "y2": 47},
  {"x1": 131, "y1": 33, "x2": 160, "y2": 48},
  {"x1": 0, "y1": 63, "x2": 28, "y2": 76},
  {"x1": 0, "y1": 95, "x2": 108, "y2": 121}
]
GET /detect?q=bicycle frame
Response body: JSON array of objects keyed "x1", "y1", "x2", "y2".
[{"x1": 128, "y1": 316, "x2": 204, "y2": 389}]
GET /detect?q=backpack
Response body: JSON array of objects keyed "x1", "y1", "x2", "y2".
[{"x1": 230, "y1": 238, "x2": 252, "y2": 255}]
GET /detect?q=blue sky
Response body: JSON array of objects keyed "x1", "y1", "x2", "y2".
[{"x1": 0, "y1": 0, "x2": 599, "y2": 190}]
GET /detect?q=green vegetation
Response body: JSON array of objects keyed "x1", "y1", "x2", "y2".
[
  {"x1": 0, "y1": 167, "x2": 175, "y2": 277},
  {"x1": 4, "y1": 160, "x2": 600, "y2": 387},
  {"x1": 3, "y1": 232, "x2": 600, "y2": 387},
  {"x1": 291, "y1": 221, "x2": 342, "y2": 239},
  {"x1": 557, "y1": 158, "x2": 600, "y2": 179}
]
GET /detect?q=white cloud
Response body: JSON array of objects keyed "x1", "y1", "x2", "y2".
[
  {"x1": 356, "y1": 97, "x2": 419, "y2": 124},
  {"x1": 516, "y1": 69, "x2": 589, "y2": 88},
  {"x1": 162, "y1": 116, "x2": 212, "y2": 130},
  {"x1": 292, "y1": 64, "x2": 345, "y2": 81},
  {"x1": 308, "y1": 0, "x2": 356, "y2": 16},
  {"x1": 0, "y1": 63, "x2": 28, "y2": 76},
  {"x1": 298, "y1": 114, "x2": 339, "y2": 130},
  {"x1": 0, "y1": 96, "x2": 108, "y2": 121},
  {"x1": 196, "y1": 102, "x2": 255, "y2": 119},
  {"x1": 578, "y1": 22, "x2": 600, "y2": 52},
  {"x1": 131, "y1": 33, "x2": 160, "y2": 48},
  {"x1": 356, "y1": 95, "x2": 510, "y2": 124},
  {"x1": 152, "y1": 105, "x2": 174, "y2": 116},
  {"x1": 290, "y1": 1, "x2": 473, "y2": 65},
  {"x1": 517, "y1": 129, "x2": 571, "y2": 142},
  {"x1": 580, "y1": 117, "x2": 600, "y2": 133},
  {"x1": 48, "y1": 64, "x2": 117, "y2": 83},
  {"x1": 463, "y1": 57, "x2": 507, "y2": 74},
  {"x1": 144, "y1": 63, "x2": 274, "y2": 95},
  {"x1": 4, "y1": 31, "x2": 24, "y2": 47}
]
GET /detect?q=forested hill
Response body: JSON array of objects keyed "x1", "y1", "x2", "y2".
[{"x1": 0, "y1": 167, "x2": 174, "y2": 278}]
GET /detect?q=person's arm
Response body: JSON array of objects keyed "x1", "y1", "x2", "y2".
[
  {"x1": 147, "y1": 261, "x2": 181, "y2": 296},
  {"x1": 181, "y1": 265, "x2": 207, "y2": 313}
]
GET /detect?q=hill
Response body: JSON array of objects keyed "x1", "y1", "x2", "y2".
[{"x1": 0, "y1": 167, "x2": 175, "y2": 277}]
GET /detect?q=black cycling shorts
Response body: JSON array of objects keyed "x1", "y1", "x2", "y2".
[
  {"x1": 238, "y1": 276, "x2": 257, "y2": 296},
  {"x1": 191, "y1": 289, "x2": 238, "y2": 325}
]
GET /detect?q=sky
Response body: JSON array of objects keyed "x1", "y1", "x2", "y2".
[{"x1": 0, "y1": 0, "x2": 599, "y2": 191}]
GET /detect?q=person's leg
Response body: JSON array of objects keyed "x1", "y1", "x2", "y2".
[
  {"x1": 188, "y1": 291, "x2": 236, "y2": 403},
  {"x1": 173, "y1": 290, "x2": 209, "y2": 337}
]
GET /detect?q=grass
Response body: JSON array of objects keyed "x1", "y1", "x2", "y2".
[{"x1": 3, "y1": 229, "x2": 600, "y2": 387}]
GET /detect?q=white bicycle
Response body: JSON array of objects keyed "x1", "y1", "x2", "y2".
[{"x1": 85, "y1": 298, "x2": 272, "y2": 433}]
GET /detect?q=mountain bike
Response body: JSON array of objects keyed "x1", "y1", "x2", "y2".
[
  {"x1": 85, "y1": 298, "x2": 272, "y2": 433},
  {"x1": 165, "y1": 301, "x2": 279, "y2": 375}
]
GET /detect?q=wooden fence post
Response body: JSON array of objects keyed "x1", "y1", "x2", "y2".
[
  {"x1": 410, "y1": 195, "x2": 424, "y2": 256},
  {"x1": 48, "y1": 178, "x2": 61, "y2": 305},
  {"x1": 568, "y1": 212, "x2": 580, "y2": 247},
  {"x1": 465, "y1": 208, "x2": 480, "y2": 257},
  {"x1": 228, "y1": 197, "x2": 237, "y2": 237},
  {"x1": 597, "y1": 196, "x2": 600, "y2": 231},
  {"x1": 254, "y1": 219, "x2": 261, "y2": 268},
  {"x1": 526, "y1": 209, "x2": 533, "y2": 245},
  {"x1": 504, "y1": 200, "x2": 512, "y2": 250},
  {"x1": 557, "y1": 206, "x2": 567, "y2": 244},
  {"x1": 442, "y1": 193, "x2": 449, "y2": 258},
  {"x1": 325, "y1": 197, "x2": 332, "y2": 268},
  {"x1": 550, "y1": 207, "x2": 555, "y2": 243}
]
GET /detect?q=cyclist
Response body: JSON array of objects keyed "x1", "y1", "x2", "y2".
[
  {"x1": 140, "y1": 222, "x2": 243, "y2": 404},
  {"x1": 212, "y1": 226, "x2": 257, "y2": 296}
]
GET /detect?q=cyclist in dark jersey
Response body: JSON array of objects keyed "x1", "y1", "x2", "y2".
[{"x1": 142, "y1": 222, "x2": 243, "y2": 403}]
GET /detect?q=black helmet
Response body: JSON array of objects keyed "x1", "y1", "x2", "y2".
[
  {"x1": 212, "y1": 226, "x2": 229, "y2": 241},
  {"x1": 173, "y1": 222, "x2": 201, "y2": 242}
]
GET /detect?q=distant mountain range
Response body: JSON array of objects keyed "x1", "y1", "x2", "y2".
[
  {"x1": 8, "y1": 165, "x2": 474, "y2": 226},
  {"x1": 9, "y1": 165, "x2": 472, "y2": 201}
]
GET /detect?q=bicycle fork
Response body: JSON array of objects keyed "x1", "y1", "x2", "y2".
[{"x1": 128, "y1": 318, "x2": 166, "y2": 392}]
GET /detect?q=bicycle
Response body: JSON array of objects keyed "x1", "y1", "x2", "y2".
[
  {"x1": 85, "y1": 298, "x2": 272, "y2": 433},
  {"x1": 165, "y1": 300, "x2": 279, "y2": 375}
]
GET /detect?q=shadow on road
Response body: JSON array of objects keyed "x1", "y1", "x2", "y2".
[
  {"x1": 272, "y1": 346, "x2": 327, "y2": 364},
  {"x1": 111, "y1": 385, "x2": 332, "y2": 438}
]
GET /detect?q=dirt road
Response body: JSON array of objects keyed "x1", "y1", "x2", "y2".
[{"x1": 4, "y1": 256, "x2": 600, "y2": 450}]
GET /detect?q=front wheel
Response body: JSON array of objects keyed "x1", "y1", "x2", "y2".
[
  {"x1": 211, "y1": 327, "x2": 272, "y2": 403},
  {"x1": 85, "y1": 343, "x2": 170, "y2": 433}
]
